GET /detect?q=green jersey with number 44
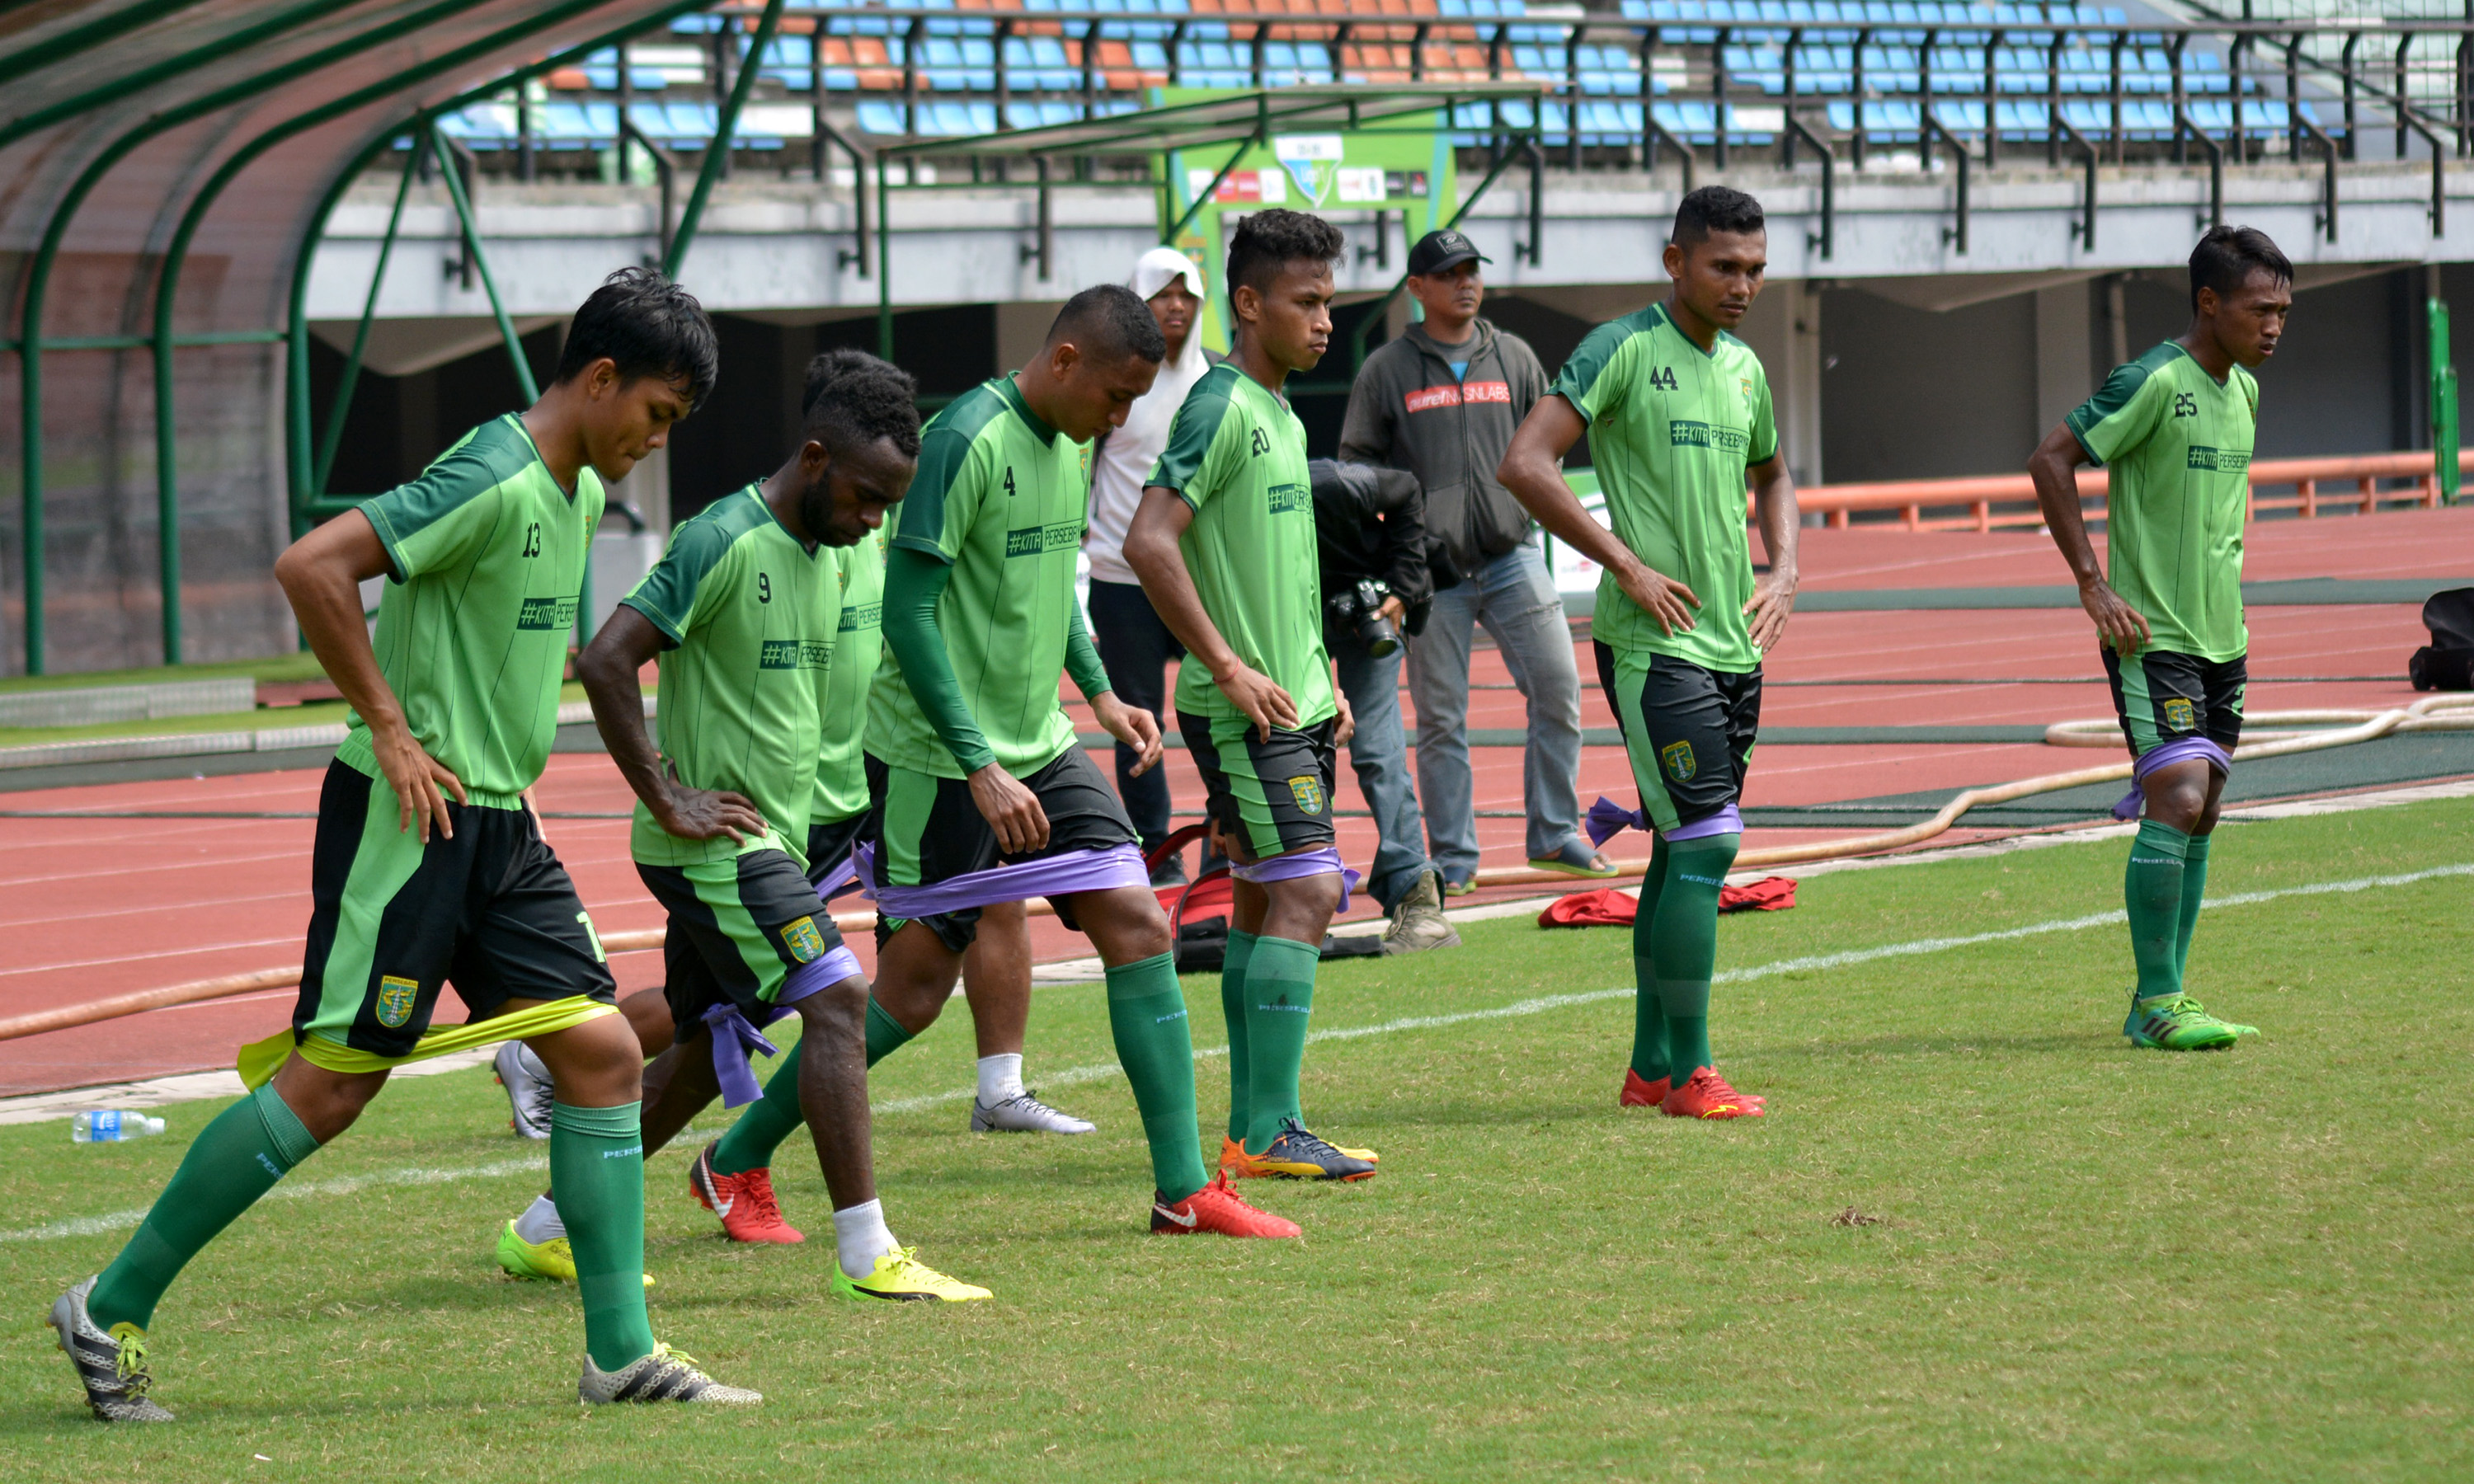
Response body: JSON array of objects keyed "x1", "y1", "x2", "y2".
[
  {"x1": 341, "y1": 414, "x2": 602, "y2": 808},
  {"x1": 622, "y1": 485, "x2": 840, "y2": 867},
  {"x1": 1148, "y1": 362, "x2": 1336, "y2": 728},
  {"x1": 1550, "y1": 303, "x2": 1779, "y2": 673},
  {"x1": 868, "y1": 376, "x2": 1087, "y2": 779},
  {"x1": 2066, "y1": 341, "x2": 2256, "y2": 662}
]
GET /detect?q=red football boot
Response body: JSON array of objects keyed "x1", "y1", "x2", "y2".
[
  {"x1": 1150, "y1": 1173, "x2": 1302, "y2": 1238},
  {"x1": 1620, "y1": 1069, "x2": 1671, "y2": 1107},
  {"x1": 688, "y1": 1142, "x2": 805, "y2": 1243},
  {"x1": 1660, "y1": 1068, "x2": 1766, "y2": 1120}
]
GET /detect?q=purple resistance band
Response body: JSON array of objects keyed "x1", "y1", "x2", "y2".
[
  {"x1": 855, "y1": 841, "x2": 1150, "y2": 918},
  {"x1": 1229, "y1": 844, "x2": 1361, "y2": 913},
  {"x1": 812, "y1": 852, "x2": 861, "y2": 904},
  {"x1": 2113, "y1": 737, "x2": 2232, "y2": 820},
  {"x1": 1585, "y1": 795, "x2": 1743, "y2": 846},
  {"x1": 698, "y1": 943, "x2": 862, "y2": 1107}
]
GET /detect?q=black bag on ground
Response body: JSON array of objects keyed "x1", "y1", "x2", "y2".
[
  {"x1": 2410, "y1": 587, "x2": 2474, "y2": 690},
  {"x1": 1171, "y1": 912, "x2": 1385, "y2": 971}
]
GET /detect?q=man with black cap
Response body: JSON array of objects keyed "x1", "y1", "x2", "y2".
[{"x1": 1341, "y1": 229, "x2": 1608, "y2": 905}]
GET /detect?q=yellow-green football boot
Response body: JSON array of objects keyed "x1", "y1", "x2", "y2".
[
  {"x1": 494, "y1": 1219, "x2": 654, "y2": 1288},
  {"x1": 829, "y1": 1247, "x2": 992, "y2": 1303}
]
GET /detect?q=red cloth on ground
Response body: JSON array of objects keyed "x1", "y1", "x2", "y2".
[{"x1": 1536, "y1": 878, "x2": 1798, "y2": 928}]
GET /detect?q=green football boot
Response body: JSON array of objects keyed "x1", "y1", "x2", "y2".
[{"x1": 2124, "y1": 993, "x2": 2258, "y2": 1051}]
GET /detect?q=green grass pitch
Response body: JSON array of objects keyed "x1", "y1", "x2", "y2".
[{"x1": 3, "y1": 797, "x2": 2469, "y2": 1480}]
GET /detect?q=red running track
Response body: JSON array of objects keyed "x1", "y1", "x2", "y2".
[{"x1": 1, "y1": 508, "x2": 2461, "y2": 1095}]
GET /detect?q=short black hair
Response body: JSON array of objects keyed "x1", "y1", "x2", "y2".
[
  {"x1": 554, "y1": 266, "x2": 719, "y2": 407},
  {"x1": 1672, "y1": 186, "x2": 1766, "y2": 249},
  {"x1": 1225, "y1": 209, "x2": 1344, "y2": 301},
  {"x1": 2189, "y1": 225, "x2": 2292, "y2": 311},
  {"x1": 801, "y1": 348, "x2": 922, "y2": 460},
  {"x1": 1047, "y1": 284, "x2": 1167, "y2": 365}
]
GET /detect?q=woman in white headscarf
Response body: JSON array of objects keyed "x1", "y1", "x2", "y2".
[{"x1": 1086, "y1": 246, "x2": 1214, "y2": 882}]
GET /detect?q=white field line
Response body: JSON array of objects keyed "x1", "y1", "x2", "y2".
[{"x1": 8, "y1": 860, "x2": 2467, "y2": 1246}]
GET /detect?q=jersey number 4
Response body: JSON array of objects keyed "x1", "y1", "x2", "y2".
[{"x1": 1003, "y1": 467, "x2": 1018, "y2": 498}]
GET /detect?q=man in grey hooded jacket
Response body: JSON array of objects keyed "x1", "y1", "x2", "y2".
[{"x1": 1339, "y1": 230, "x2": 1610, "y2": 893}]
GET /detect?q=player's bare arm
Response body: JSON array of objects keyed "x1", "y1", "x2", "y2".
[
  {"x1": 1090, "y1": 690, "x2": 1165, "y2": 777},
  {"x1": 274, "y1": 511, "x2": 465, "y2": 842},
  {"x1": 1498, "y1": 393, "x2": 1701, "y2": 636},
  {"x1": 2028, "y1": 422, "x2": 2149, "y2": 655},
  {"x1": 1332, "y1": 683, "x2": 1356, "y2": 749},
  {"x1": 1123, "y1": 484, "x2": 1300, "y2": 740},
  {"x1": 578, "y1": 604, "x2": 768, "y2": 843},
  {"x1": 1744, "y1": 452, "x2": 1801, "y2": 653}
]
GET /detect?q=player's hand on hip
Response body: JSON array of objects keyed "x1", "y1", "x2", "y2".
[
  {"x1": 1614, "y1": 560, "x2": 1700, "y2": 637},
  {"x1": 2078, "y1": 578, "x2": 2150, "y2": 655},
  {"x1": 371, "y1": 721, "x2": 465, "y2": 843},
  {"x1": 655, "y1": 761, "x2": 769, "y2": 844},
  {"x1": 970, "y1": 763, "x2": 1051, "y2": 854},
  {"x1": 1093, "y1": 692, "x2": 1165, "y2": 777},
  {"x1": 1743, "y1": 570, "x2": 1799, "y2": 653},
  {"x1": 1333, "y1": 688, "x2": 1356, "y2": 748},
  {"x1": 1214, "y1": 663, "x2": 1297, "y2": 743}
]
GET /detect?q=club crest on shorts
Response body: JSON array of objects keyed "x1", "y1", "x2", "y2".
[
  {"x1": 375, "y1": 974, "x2": 419, "y2": 1028},
  {"x1": 2162, "y1": 697, "x2": 2196, "y2": 731},
  {"x1": 1660, "y1": 740, "x2": 1697, "y2": 782},
  {"x1": 782, "y1": 915, "x2": 826, "y2": 964},
  {"x1": 1286, "y1": 775, "x2": 1325, "y2": 815}
]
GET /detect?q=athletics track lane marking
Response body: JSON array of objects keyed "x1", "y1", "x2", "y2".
[{"x1": 7, "y1": 860, "x2": 2462, "y2": 1247}]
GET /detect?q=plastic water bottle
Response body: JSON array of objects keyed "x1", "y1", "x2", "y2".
[{"x1": 72, "y1": 1111, "x2": 166, "y2": 1144}]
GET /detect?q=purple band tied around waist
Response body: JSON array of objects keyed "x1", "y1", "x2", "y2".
[
  {"x1": 2112, "y1": 736, "x2": 2234, "y2": 820},
  {"x1": 1586, "y1": 795, "x2": 1742, "y2": 845},
  {"x1": 1228, "y1": 845, "x2": 1361, "y2": 913},
  {"x1": 700, "y1": 1004, "x2": 784, "y2": 1109},
  {"x1": 812, "y1": 853, "x2": 861, "y2": 904},
  {"x1": 858, "y1": 841, "x2": 1149, "y2": 918}
]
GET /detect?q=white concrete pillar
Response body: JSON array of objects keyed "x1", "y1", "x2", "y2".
[
  {"x1": 1735, "y1": 278, "x2": 1823, "y2": 486},
  {"x1": 2035, "y1": 282, "x2": 2095, "y2": 434},
  {"x1": 995, "y1": 299, "x2": 1065, "y2": 376}
]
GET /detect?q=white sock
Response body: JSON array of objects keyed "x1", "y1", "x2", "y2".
[
  {"x1": 976, "y1": 1053, "x2": 1025, "y2": 1106},
  {"x1": 832, "y1": 1199, "x2": 900, "y2": 1280},
  {"x1": 513, "y1": 1195, "x2": 565, "y2": 1244}
]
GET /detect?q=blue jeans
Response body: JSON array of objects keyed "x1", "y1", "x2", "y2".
[
  {"x1": 1328, "y1": 618, "x2": 1435, "y2": 912},
  {"x1": 1404, "y1": 540, "x2": 1586, "y2": 880}
]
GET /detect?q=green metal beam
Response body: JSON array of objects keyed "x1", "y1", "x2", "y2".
[
  {"x1": 0, "y1": 0, "x2": 217, "y2": 90},
  {"x1": 432, "y1": 124, "x2": 540, "y2": 402},
  {"x1": 13, "y1": 0, "x2": 504, "y2": 674},
  {"x1": 0, "y1": 0, "x2": 378, "y2": 153},
  {"x1": 664, "y1": 0, "x2": 787, "y2": 278}
]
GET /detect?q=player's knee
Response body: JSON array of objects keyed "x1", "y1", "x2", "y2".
[
  {"x1": 534, "y1": 1015, "x2": 645, "y2": 1103},
  {"x1": 795, "y1": 977, "x2": 870, "y2": 1039}
]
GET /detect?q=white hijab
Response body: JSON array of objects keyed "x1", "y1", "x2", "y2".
[{"x1": 1086, "y1": 247, "x2": 1213, "y2": 584}]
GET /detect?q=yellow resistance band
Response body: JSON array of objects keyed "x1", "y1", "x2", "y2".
[{"x1": 238, "y1": 998, "x2": 618, "y2": 1092}]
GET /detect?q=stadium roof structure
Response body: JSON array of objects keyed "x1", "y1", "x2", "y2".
[{"x1": 1, "y1": 0, "x2": 796, "y2": 676}]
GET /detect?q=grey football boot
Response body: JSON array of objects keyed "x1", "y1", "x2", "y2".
[
  {"x1": 51, "y1": 1277, "x2": 174, "y2": 1423},
  {"x1": 580, "y1": 1344, "x2": 762, "y2": 1406}
]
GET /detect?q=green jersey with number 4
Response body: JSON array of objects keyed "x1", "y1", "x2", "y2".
[
  {"x1": 1550, "y1": 303, "x2": 1778, "y2": 674},
  {"x1": 868, "y1": 375, "x2": 1087, "y2": 779},
  {"x1": 2065, "y1": 341, "x2": 2256, "y2": 662},
  {"x1": 622, "y1": 485, "x2": 840, "y2": 867},
  {"x1": 813, "y1": 529, "x2": 886, "y2": 823},
  {"x1": 341, "y1": 414, "x2": 602, "y2": 808},
  {"x1": 1147, "y1": 362, "x2": 1336, "y2": 728}
]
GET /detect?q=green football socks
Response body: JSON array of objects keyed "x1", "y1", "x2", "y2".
[
  {"x1": 2175, "y1": 829, "x2": 2213, "y2": 981},
  {"x1": 1652, "y1": 834, "x2": 1740, "y2": 1086},
  {"x1": 549, "y1": 1101, "x2": 656, "y2": 1373},
  {"x1": 1220, "y1": 928, "x2": 1259, "y2": 1144},
  {"x1": 1240, "y1": 933, "x2": 1319, "y2": 1155},
  {"x1": 1630, "y1": 835, "x2": 1672, "y2": 1083},
  {"x1": 1103, "y1": 951, "x2": 1210, "y2": 1204},
  {"x1": 708, "y1": 1047, "x2": 805, "y2": 1178},
  {"x1": 2126, "y1": 818, "x2": 2191, "y2": 1003},
  {"x1": 88, "y1": 1082, "x2": 321, "y2": 1333},
  {"x1": 863, "y1": 995, "x2": 914, "y2": 1066}
]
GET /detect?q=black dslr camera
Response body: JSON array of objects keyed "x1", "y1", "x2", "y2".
[{"x1": 1328, "y1": 578, "x2": 1400, "y2": 658}]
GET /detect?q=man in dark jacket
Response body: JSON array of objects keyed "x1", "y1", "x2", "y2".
[
  {"x1": 1339, "y1": 231, "x2": 1608, "y2": 895},
  {"x1": 1310, "y1": 458, "x2": 1458, "y2": 953}
]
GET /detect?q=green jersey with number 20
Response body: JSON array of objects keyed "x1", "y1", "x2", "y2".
[
  {"x1": 621, "y1": 485, "x2": 840, "y2": 867},
  {"x1": 1147, "y1": 362, "x2": 1337, "y2": 728},
  {"x1": 1550, "y1": 303, "x2": 1778, "y2": 674},
  {"x1": 342, "y1": 414, "x2": 602, "y2": 808},
  {"x1": 2066, "y1": 341, "x2": 2256, "y2": 662}
]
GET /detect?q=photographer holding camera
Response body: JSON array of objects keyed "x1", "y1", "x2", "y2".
[{"x1": 1310, "y1": 458, "x2": 1460, "y2": 954}]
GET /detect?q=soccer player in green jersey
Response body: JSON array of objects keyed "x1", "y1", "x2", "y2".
[
  {"x1": 49, "y1": 270, "x2": 760, "y2": 1420},
  {"x1": 1498, "y1": 186, "x2": 1800, "y2": 1121},
  {"x1": 2028, "y1": 226, "x2": 2292, "y2": 1052},
  {"x1": 863, "y1": 284, "x2": 1300, "y2": 1239},
  {"x1": 1123, "y1": 209, "x2": 1380, "y2": 1183}
]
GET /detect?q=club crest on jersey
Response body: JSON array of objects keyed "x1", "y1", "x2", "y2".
[
  {"x1": 2162, "y1": 697, "x2": 2197, "y2": 731},
  {"x1": 1660, "y1": 740, "x2": 1696, "y2": 782},
  {"x1": 375, "y1": 974, "x2": 419, "y2": 1028},
  {"x1": 1286, "y1": 775, "x2": 1325, "y2": 815},
  {"x1": 782, "y1": 916, "x2": 826, "y2": 964}
]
